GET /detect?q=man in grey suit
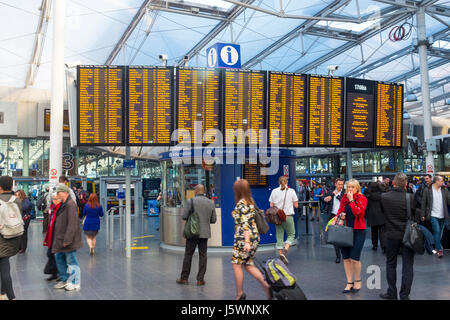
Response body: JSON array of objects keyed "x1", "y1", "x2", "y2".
[{"x1": 176, "y1": 184, "x2": 217, "y2": 286}]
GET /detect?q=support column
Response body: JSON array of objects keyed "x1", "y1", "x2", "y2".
[
  {"x1": 23, "y1": 140, "x2": 29, "y2": 177},
  {"x1": 416, "y1": 7, "x2": 434, "y2": 175},
  {"x1": 346, "y1": 148, "x2": 353, "y2": 180},
  {"x1": 48, "y1": 0, "x2": 66, "y2": 189},
  {"x1": 125, "y1": 147, "x2": 132, "y2": 258}
]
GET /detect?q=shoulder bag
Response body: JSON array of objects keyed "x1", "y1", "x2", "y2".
[
  {"x1": 254, "y1": 204, "x2": 269, "y2": 234},
  {"x1": 183, "y1": 198, "x2": 200, "y2": 239},
  {"x1": 326, "y1": 215, "x2": 354, "y2": 247},
  {"x1": 265, "y1": 188, "x2": 288, "y2": 225},
  {"x1": 402, "y1": 193, "x2": 425, "y2": 255}
]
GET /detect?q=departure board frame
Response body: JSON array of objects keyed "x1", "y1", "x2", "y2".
[
  {"x1": 306, "y1": 74, "x2": 345, "y2": 148},
  {"x1": 344, "y1": 77, "x2": 377, "y2": 148},
  {"x1": 126, "y1": 66, "x2": 175, "y2": 146},
  {"x1": 374, "y1": 81, "x2": 404, "y2": 149},
  {"x1": 268, "y1": 71, "x2": 308, "y2": 147},
  {"x1": 222, "y1": 68, "x2": 268, "y2": 146},
  {"x1": 77, "y1": 65, "x2": 126, "y2": 146},
  {"x1": 175, "y1": 66, "x2": 223, "y2": 146}
]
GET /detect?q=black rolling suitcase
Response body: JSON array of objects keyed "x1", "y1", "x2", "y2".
[
  {"x1": 442, "y1": 223, "x2": 450, "y2": 250},
  {"x1": 254, "y1": 258, "x2": 307, "y2": 300}
]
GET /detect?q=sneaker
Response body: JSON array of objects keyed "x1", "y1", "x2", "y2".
[
  {"x1": 432, "y1": 250, "x2": 438, "y2": 255},
  {"x1": 437, "y1": 250, "x2": 443, "y2": 258},
  {"x1": 65, "y1": 283, "x2": 81, "y2": 291},
  {"x1": 0, "y1": 294, "x2": 8, "y2": 300},
  {"x1": 54, "y1": 281, "x2": 68, "y2": 289},
  {"x1": 279, "y1": 253, "x2": 289, "y2": 265}
]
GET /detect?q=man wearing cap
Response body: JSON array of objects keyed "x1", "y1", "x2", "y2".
[{"x1": 52, "y1": 184, "x2": 82, "y2": 291}]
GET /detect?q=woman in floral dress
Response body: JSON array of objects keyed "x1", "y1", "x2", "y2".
[{"x1": 231, "y1": 179, "x2": 271, "y2": 300}]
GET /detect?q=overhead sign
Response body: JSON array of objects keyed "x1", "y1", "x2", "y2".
[
  {"x1": 206, "y1": 43, "x2": 241, "y2": 69},
  {"x1": 375, "y1": 82, "x2": 403, "y2": 148}
]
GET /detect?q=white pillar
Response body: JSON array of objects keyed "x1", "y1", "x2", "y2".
[
  {"x1": 49, "y1": 0, "x2": 66, "y2": 189},
  {"x1": 416, "y1": 7, "x2": 434, "y2": 174},
  {"x1": 125, "y1": 147, "x2": 132, "y2": 258}
]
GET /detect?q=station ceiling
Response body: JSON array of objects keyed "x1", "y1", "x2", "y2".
[{"x1": 0, "y1": 0, "x2": 449, "y2": 117}]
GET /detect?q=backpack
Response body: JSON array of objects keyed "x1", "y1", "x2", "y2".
[
  {"x1": 37, "y1": 193, "x2": 48, "y2": 211},
  {"x1": 0, "y1": 196, "x2": 24, "y2": 239}
]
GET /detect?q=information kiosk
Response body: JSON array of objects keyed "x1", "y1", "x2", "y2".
[{"x1": 158, "y1": 148, "x2": 297, "y2": 250}]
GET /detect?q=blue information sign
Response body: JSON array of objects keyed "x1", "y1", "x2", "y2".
[
  {"x1": 116, "y1": 191, "x2": 125, "y2": 199},
  {"x1": 206, "y1": 43, "x2": 241, "y2": 69},
  {"x1": 123, "y1": 159, "x2": 136, "y2": 169}
]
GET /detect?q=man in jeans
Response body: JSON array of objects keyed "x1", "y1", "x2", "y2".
[
  {"x1": 379, "y1": 173, "x2": 416, "y2": 300},
  {"x1": 269, "y1": 176, "x2": 298, "y2": 265},
  {"x1": 422, "y1": 175, "x2": 450, "y2": 258},
  {"x1": 52, "y1": 184, "x2": 82, "y2": 291},
  {"x1": 176, "y1": 185, "x2": 216, "y2": 286}
]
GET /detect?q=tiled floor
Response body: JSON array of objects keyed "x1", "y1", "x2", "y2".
[{"x1": 7, "y1": 214, "x2": 450, "y2": 300}]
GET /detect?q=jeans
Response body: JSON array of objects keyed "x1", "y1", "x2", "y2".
[
  {"x1": 385, "y1": 238, "x2": 414, "y2": 300},
  {"x1": 275, "y1": 216, "x2": 296, "y2": 250},
  {"x1": 430, "y1": 217, "x2": 445, "y2": 251},
  {"x1": 180, "y1": 238, "x2": 208, "y2": 281},
  {"x1": 55, "y1": 251, "x2": 80, "y2": 285},
  {"x1": 0, "y1": 257, "x2": 14, "y2": 300}
]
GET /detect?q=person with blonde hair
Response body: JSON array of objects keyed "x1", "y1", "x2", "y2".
[{"x1": 336, "y1": 179, "x2": 367, "y2": 294}]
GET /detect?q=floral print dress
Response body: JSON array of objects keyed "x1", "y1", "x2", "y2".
[{"x1": 232, "y1": 199, "x2": 260, "y2": 265}]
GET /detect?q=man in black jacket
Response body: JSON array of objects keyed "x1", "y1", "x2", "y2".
[
  {"x1": 323, "y1": 178, "x2": 345, "y2": 263},
  {"x1": 379, "y1": 173, "x2": 416, "y2": 300}
]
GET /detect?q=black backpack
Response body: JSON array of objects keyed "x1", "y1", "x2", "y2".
[{"x1": 37, "y1": 193, "x2": 47, "y2": 211}]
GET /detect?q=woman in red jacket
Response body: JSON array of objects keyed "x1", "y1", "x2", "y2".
[{"x1": 336, "y1": 179, "x2": 367, "y2": 294}]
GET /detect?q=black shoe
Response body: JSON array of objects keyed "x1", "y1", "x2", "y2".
[
  {"x1": 46, "y1": 274, "x2": 58, "y2": 281},
  {"x1": 335, "y1": 257, "x2": 341, "y2": 264},
  {"x1": 379, "y1": 293, "x2": 397, "y2": 300},
  {"x1": 400, "y1": 296, "x2": 410, "y2": 300},
  {"x1": 238, "y1": 293, "x2": 246, "y2": 300},
  {"x1": 342, "y1": 282, "x2": 354, "y2": 293},
  {"x1": 372, "y1": 246, "x2": 378, "y2": 251},
  {"x1": 310, "y1": 218, "x2": 315, "y2": 221},
  {"x1": 351, "y1": 279, "x2": 361, "y2": 293}
]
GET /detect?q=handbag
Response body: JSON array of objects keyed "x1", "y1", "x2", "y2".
[
  {"x1": 183, "y1": 198, "x2": 200, "y2": 240},
  {"x1": 277, "y1": 188, "x2": 288, "y2": 222},
  {"x1": 402, "y1": 193, "x2": 425, "y2": 255},
  {"x1": 254, "y1": 205, "x2": 269, "y2": 234},
  {"x1": 326, "y1": 215, "x2": 354, "y2": 247}
]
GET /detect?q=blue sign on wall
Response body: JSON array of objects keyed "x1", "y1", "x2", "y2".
[
  {"x1": 10, "y1": 163, "x2": 16, "y2": 170},
  {"x1": 32, "y1": 163, "x2": 39, "y2": 170},
  {"x1": 116, "y1": 191, "x2": 125, "y2": 200},
  {"x1": 206, "y1": 43, "x2": 241, "y2": 69},
  {"x1": 123, "y1": 159, "x2": 136, "y2": 169}
]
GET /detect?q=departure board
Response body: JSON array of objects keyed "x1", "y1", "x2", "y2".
[
  {"x1": 77, "y1": 66, "x2": 125, "y2": 146},
  {"x1": 308, "y1": 75, "x2": 344, "y2": 147},
  {"x1": 268, "y1": 72, "x2": 307, "y2": 146},
  {"x1": 375, "y1": 82, "x2": 403, "y2": 148},
  {"x1": 243, "y1": 162, "x2": 268, "y2": 187},
  {"x1": 176, "y1": 67, "x2": 221, "y2": 145},
  {"x1": 127, "y1": 66, "x2": 173, "y2": 146},
  {"x1": 44, "y1": 109, "x2": 70, "y2": 132},
  {"x1": 223, "y1": 69, "x2": 266, "y2": 145},
  {"x1": 345, "y1": 78, "x2": 376, "y2": 148}
]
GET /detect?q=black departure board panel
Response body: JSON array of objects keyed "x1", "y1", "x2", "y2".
[
  {"x1": 127, "y1": 66, "x2": 173, "y2": 146},
  {"x1": 44, "y1": 109, "x2": 69, "y2": 132},
  {"x1": 268, "y1": 72, "x2": 307, "y2": 147},
  {"x1": 223, "y1": 69, "x2": 266, "y2": 145},
  {"x1": 77, "y1": 66, "x2": 125, "y2": 146},
  {"x1": 243, "y1": 162, "x2": 268, "y2": 187},
  {"x1": 176, "y1": 67, "x2": 221, "y2": 145},
  {"x1": 308, "y1": 75, "x2": 344, "y2": 147},
  {"x1": 345, "y1": 78, "x2": 376, "y2": 148},
  {"x1": 375, "y1": 82, "x2": 403, "y2": 148}
]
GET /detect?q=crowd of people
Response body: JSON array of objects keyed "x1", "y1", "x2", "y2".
[{"x1": 0, "y1": 175, "x2": 104, "y2": 300}]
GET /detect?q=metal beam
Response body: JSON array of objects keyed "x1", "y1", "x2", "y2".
[
  {"x1": 409, "y1": 75, "x2": 450, "y2": 94},
  {"x1": 176, "y1": 0, "x2": 255, "y2": 66},
  {"x1": 346, "y1": 27, "x2": 449, "y2": 78},
  {"x1": 389, "y1": 58, "x2": 449, "y2": 83},
  {"x1": 25, "y1": 0, "x2": 51, "y2": 87},
  {"x1": 305, "y1": 26, "x2": 360, "y2": 42},
  {"x1": 372, "y1": 0, "x2": 419, "y2": 10},
  {"x1": 224, "y1": 0, "x2": 360, "y2": 23},
  {"x1": 407, "y1": 92, "x2": 450, "y2": 109},
  {"x1": 148, "y1": 0, "x2": 228, "y2": 20},
  {"x1": 104, "y1": 0, "x2": 152, "y2": 65},
  {"x1": 242, "y1": 0, "x2": 352, "y2": 69},
  {"x1": 295, "y1": 9, "x2": 413, "y2": 73},
  {"x1": 426, "y1": 5, "x2": 450, "y2": 18}
]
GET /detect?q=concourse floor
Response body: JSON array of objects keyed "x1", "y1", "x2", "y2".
[{"x1": 8, "y1": 213, "x2": 450, "y2": 300}]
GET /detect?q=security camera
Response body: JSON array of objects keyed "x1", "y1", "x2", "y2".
[
  {"x1": 327, "y1": 65, "x2": 339, "y2": 71},
  {"x1": 158, "y1": 54, "x2": 168, "y2": 67},
  {"x1": 183, "y1": 55, "x2": 189, "y2": 66}
]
